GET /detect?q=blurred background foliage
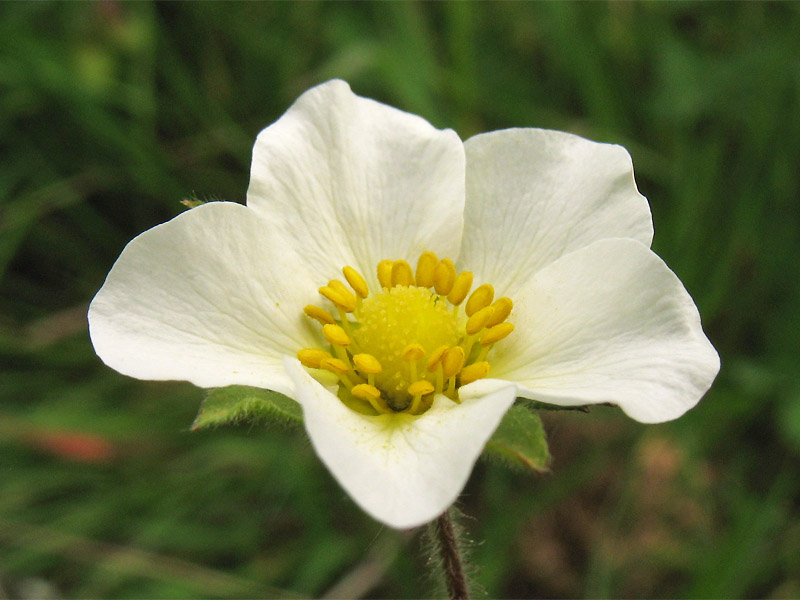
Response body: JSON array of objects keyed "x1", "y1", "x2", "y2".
[{"x1": 1, "y1": 2, "x2": 799, "y2": 598}]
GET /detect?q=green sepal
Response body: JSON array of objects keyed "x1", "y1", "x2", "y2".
[
  {"x1": 191, "y1": 385, "x2": 303, "y2": 431},
  {"x1": 483, "y1": 403, "x2": 551, "y2": 473}
]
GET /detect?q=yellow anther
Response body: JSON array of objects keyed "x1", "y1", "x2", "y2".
[
  {"x1": 297, "y1": 348, "x2": 332, "y2": 368},
  {"x1": 407, "y1": 379, "x2": 435, "y2": 414},
  {"x1": 447, "y1": 271, "x2": 473, "y2": 306},
  {"x1": 415, "y1": 251, "x2": 438, "y2": 288},
  {"x1": 486, "y1": 297, "x2": 513, "y2": 327},
  {"x1": 481, "y1": 322, "x2": 515, "y2": 346},
  {"x1": 433, "y1": 258, "x2": 456, "y2": 296},
  {"x1": 319, "y1": 357, "x2": 350, "y2": 375},
  {"x1": 460, "y1": 361, "x2": 490, "y2": 385},
  {"x1": 352, "y1": 383, "x2": 382, "y2": 400},
  {"x1": 401, "y1": 343, "x2": 426, "y2": 362},
  {"x1": 377, "y1": 259, "x2": 394, "y2": 289},
  {"x1": 426, "y1": 345, "x2": 449, "y2": 372},
  {"x1": 342, "y1": 266, "x2": 369, "y2": 299},
  {"x1": 465, "y1": 283, "x2": 495, "y2": 317},
  {"x1": 466, "y1": 305, "x2": 495, "y2": 335},
  {"x1": 323, "y1": 323, "x2": 351, "y2": 347},
  {"x1": 353, "y1": 353, "x2": 382, "y2": 374},
  {"x1": 352, "y1": 383, "x2": 390, "y2": 414},
  {"x1": 303, "y1": 305, "x2": 335, "y2": 325},
  {"x1": 391, "y1": 260, "x2": 415, "y2": 287},
  {"x1": 319, "y1": 285, "x2": 357, "y2": 312},
  {"x1": 328, "y1": 278, "x2": 351, "y2": 298},
  {"x1": 408, "y1": 380, "x2": 435, "y2": 397},
  {"x1": 441, "y1": 346, "x2": 465, "y2": 378}
]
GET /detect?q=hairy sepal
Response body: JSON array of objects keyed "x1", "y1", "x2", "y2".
[{"x1": 191, "y1": 385, "x2": 302, "y2": 431}]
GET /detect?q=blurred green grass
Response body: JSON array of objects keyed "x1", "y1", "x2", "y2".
[{"x1": 1, "y1": 2, "x2": 799, "y2": 598}]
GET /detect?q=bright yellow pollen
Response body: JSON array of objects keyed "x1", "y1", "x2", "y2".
[
  {"x1": 401, "y1": 343, "x2": 426, "y2": 362},
  {"x1": 353, "y1": 353, "x2": 382, "y2": 374},
  {"x1": 433, "y1": 258, "x2": 456, "y2": 295},
  {"x1": 323, "y1": 323, "x2": 351, "y2": 347},
  {"x1": 466, "y1": 305, "x2": 495, "y2": 335},
  {"x1": 297, "y1": 348, "x2": 331, "y2": 368},
  {"x1": 486, "y1": 297, "x2": 513, "y2": 327},
  {"x1": 343, "y1": 266, "x2": 369, "y2": 299},
  {"x1": 377, "y1": 259, "x2": 394, "y2": 289},
  {"x1": 447, "y1": 271, "x2": 473, "y2": 306},
  {"x1": 304, "y1": 305, "x2": 336, "y2": 325},
  {"x1": 460, "y1": 361, "x2": 490, "y2": 385},
  {"x1": 426, "y1": 345, "x2": 448, "y2": 372},
  {"x1": 319, "y1": 285, "x2": 357, "y2": 312},
  {"x1": 300, "y1": 252, "x2": 515, "y2": 416},
  {"x1": 415, "y1": 252, "x2": 438, "y2": 287},
  {"x1": 391, "y1": 260, "x2": 415, "y2": 287},
  {"x1": 465, "y1": 283, "x2": 494, "y2": 317},
  {"x1": 352, "y1": 383, "x2": 382, "y2": 400},
  {"x1": 481, "y1": 322, "x2": 515, "y2": 346},
  {"x1": 320, "y1": 357, "x2": 350, "y2": 374},
  {"x1": 441, "y1": 346, "x2": 465, "y2": 378}
]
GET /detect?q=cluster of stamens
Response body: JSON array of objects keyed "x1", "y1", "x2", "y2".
[{"x1": 297, "y1": 252, "x2": 514, "y2": 416}]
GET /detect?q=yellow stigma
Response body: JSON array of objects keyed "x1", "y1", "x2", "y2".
[{"x1": 298, "y1": 252, "x2": 515, "y2": 416}]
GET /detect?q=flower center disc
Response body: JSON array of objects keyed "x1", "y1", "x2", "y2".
[{"x1": 355, "y1": 286, "x2": 459, "y2": 404}]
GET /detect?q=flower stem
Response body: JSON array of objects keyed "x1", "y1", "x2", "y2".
[{"x1": 434, "y1": 509, "x2": 469, "y2": 600}]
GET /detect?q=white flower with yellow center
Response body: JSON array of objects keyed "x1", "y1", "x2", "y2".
[{"x1": 89, "y1": 80, "x2": 719, "y2": 530}]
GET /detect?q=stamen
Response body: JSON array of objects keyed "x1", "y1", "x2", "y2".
[
  {"x1": 352, "y1": 383, "x2": 391, "y2": 414},
  {"x1": 465, "y1": 283, "x2": 494, "y2": 317},
  {"x1": 402, "y1": 343, "x2": 425, "y2": 382},
  {"x1": 442, "y1": 346, "x2": 465, "y2": 399},
  {"x1": 401, "y1": 343, "x2": 425, "y2": 362},
  {"x1": 377, "y1": 259, "x2": 394, "y2": 289},
  {"x1": 466, "y1": 305, "x2": 495, "y2": 335},
  {"x1": 303, "y1": 305, "x2": 335, "y2": 325},
  {"x1": 407, "y1": 380, "x2": 434, "y2": 414},
  {"x1": 343, "y1": 266, "x2": 369, "y2": 299},
  {"x1": 391, "y1": 260, "x2": 415, "y2": 287},
  {"x1": 323, "y1": 323, "x2": 351, "y2": 347},
  {"x1": 433, "y1": 258, "x2": 456, "y2": 295},
  {"x1": 320, "y1": 357, "x2": 350, "y2": 374},
  {"x1": 301, "y1": 252, "x2": 515, "y2": 416},
  {"x1": 415, "y1": 252, "x2": 438, "y2": 288},
  {"x1": 481, "y1": 322, "x2": 515, "y2": 346},
  {"x1": 319, "y1": 285, "x2": 357, "y2": 312},
  {"x1": 320, "y1": 357, "x2": 354, "y2": 389},
  {"x1": 426, "y1": 345, "x2": 448, "y2": 372},
  {"x1": 447, "y1": 271, "x2": 473, "y2": 306},
  {"x1": 460, "y1": 361, "x2": 490, "y2": 385},
  {"x1": 441, "y1": 347, "x2": 464, "y2": 377},
  {"x1": 486, "y1": 297, "x2": 513, "y2": 327},
  {"x1": 297, "y1": 348, "x2": 332, "y2": 368},
  {"x1": 353, "y1": 353, "x2": 382, "y2": 387}
]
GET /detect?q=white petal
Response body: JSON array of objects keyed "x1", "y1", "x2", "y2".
[
  {"x1": 461, "y1": 129, "x2": 653, "y2": 296},
  {"x1": 284, "y1": 358, "x2": 517, "y2": 529},
  {"x1": 492, "y1": 239, "x2": 719, "y2": 423},
  {"x1": 247, "y1": 80, "x2": 465, "y2": 288},
  {"x1": 89, "y1": 202, "x2": 320, "y2": 395}
]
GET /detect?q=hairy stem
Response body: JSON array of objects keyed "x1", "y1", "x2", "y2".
[{"x1": 434, "y1": 509, "x2": 469, "y2": 600}]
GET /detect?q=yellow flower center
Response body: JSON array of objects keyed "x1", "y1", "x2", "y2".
[{"x1": 297, "y1": 252, "x2": 515, "y2": 416}]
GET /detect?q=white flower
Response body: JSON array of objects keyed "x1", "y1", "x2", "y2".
[{"x1": 89, "y1": 80, "x2": 719, "y2": 530}]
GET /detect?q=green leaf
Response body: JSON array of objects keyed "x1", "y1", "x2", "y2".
[
  {"x1": 191, "y1": 385, "x2": 303, "y2": 431},
  {"x1": 483, "y1": 404, "x2": 551, "y2": 473}
]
